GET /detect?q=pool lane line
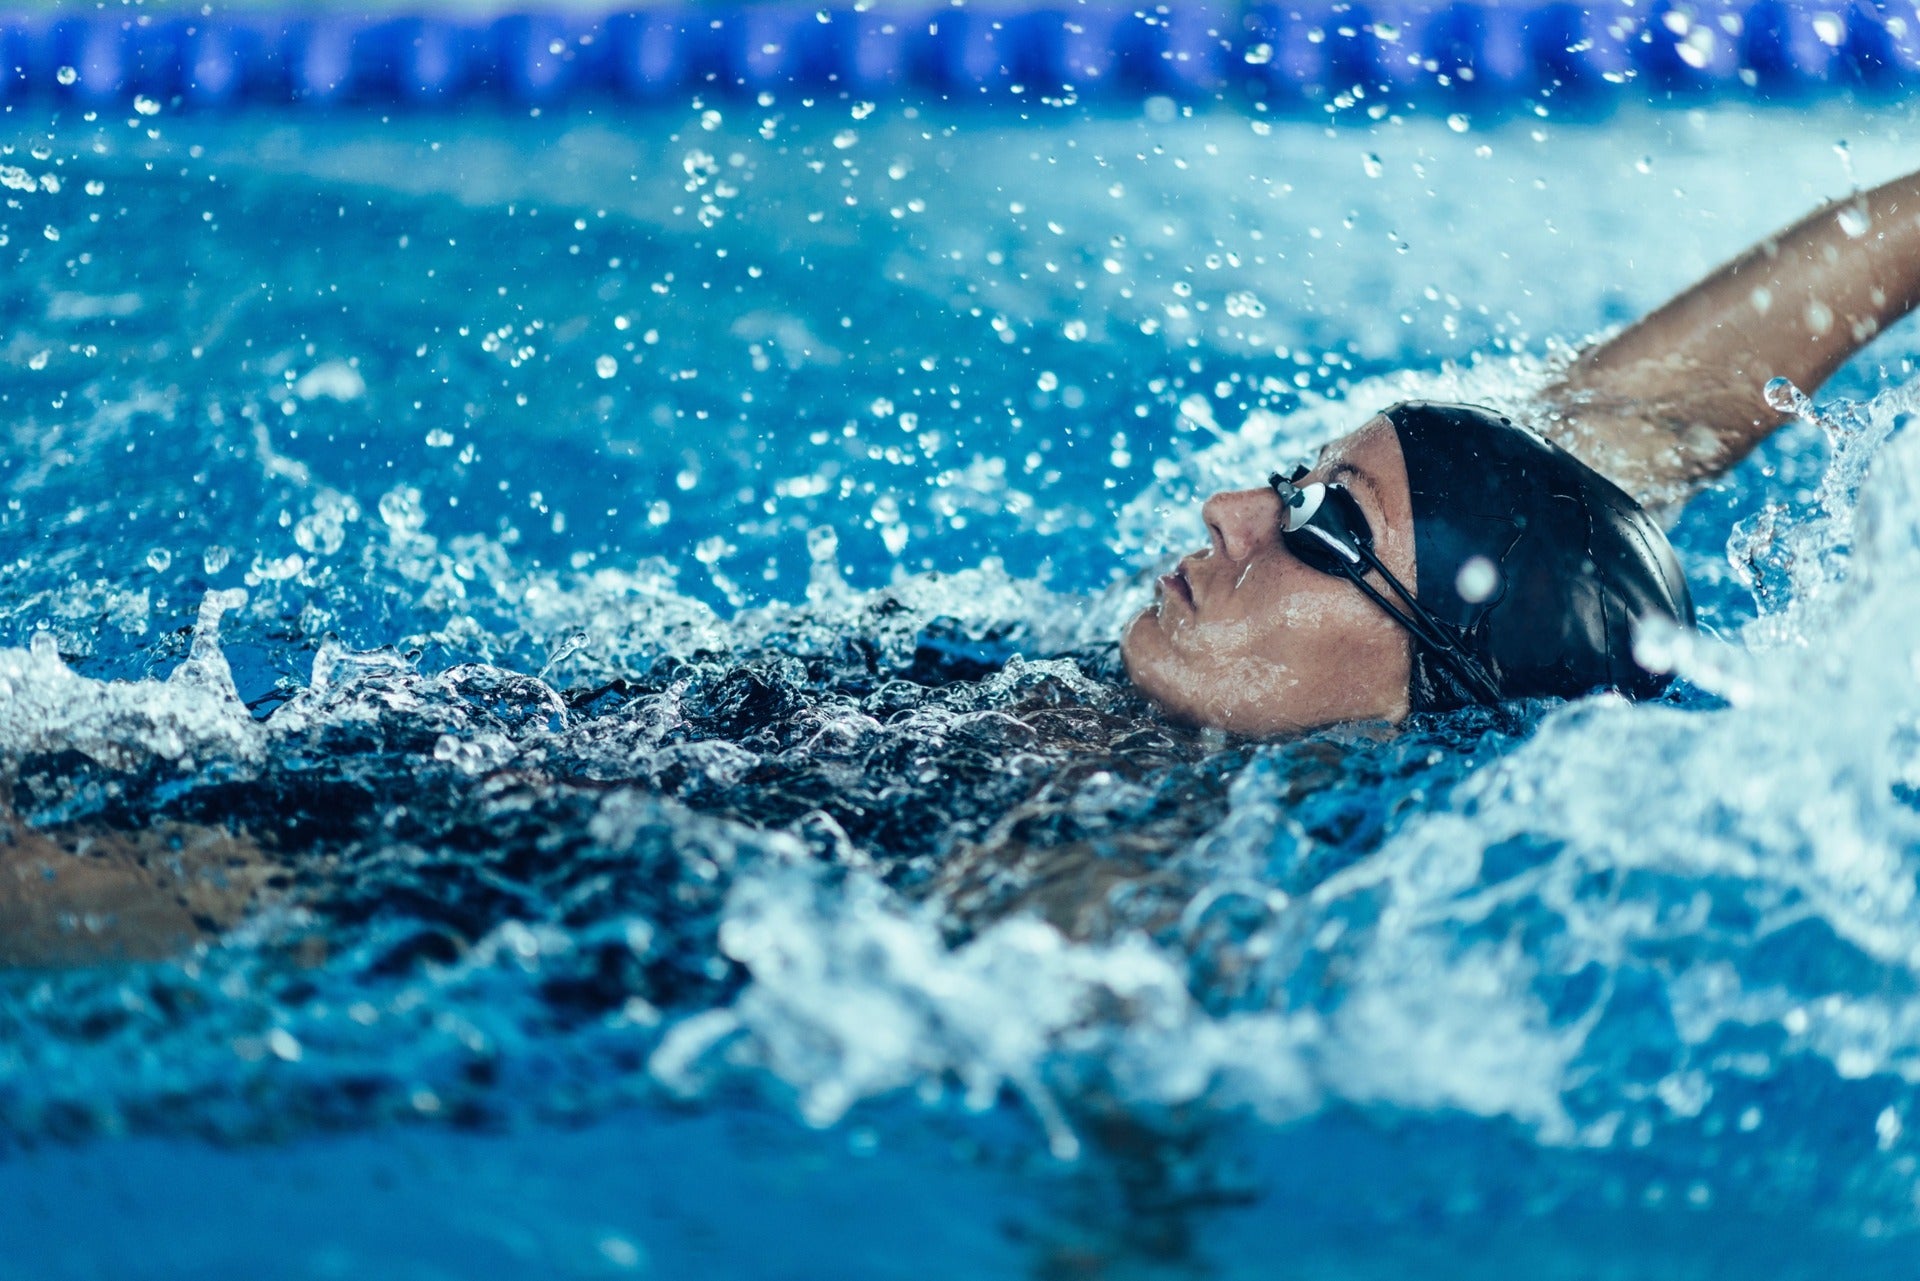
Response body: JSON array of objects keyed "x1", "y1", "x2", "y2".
[{"x1": 0, "y1": 0, "x2": 1911, "y2": 110}]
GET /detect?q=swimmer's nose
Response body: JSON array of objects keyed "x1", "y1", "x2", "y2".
[{"x1": 1200, "y1": 487, "x2": 1283, "y2": 563}]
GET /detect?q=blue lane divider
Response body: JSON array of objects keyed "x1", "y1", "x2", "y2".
[{"x1": 1, "y1": 1, "x2": 1915, "y2": 109}]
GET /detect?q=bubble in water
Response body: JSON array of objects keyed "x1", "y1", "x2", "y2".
[
  {"x1": 1362, "y1": 153, "x2": 1384, "y2": 178},
  {"x1": 146, "y1": 548, "x2": 172, "y2": 573},
  {"x1": 55, "y1": 65, "x2": 76, "y2": 86},
  {"x1": 424, "y1": 428, "x2": 455, "y2": 448},
  {"x1": 42, "y1": 226, "x2": 57, "y2": 242},
  {"x1": 595, "y1": 354, "x2": 619, "y2": 379},
  {"x1": 1837, "y1": 202, "x2": 1872, "y2": 238},
  {"x1": 27, "y1": 350, "x2": 48, "y2": 370},
  {"x1": 1446, "y1": 113, "x2": 1471, "y2": 133},
  {"x1": 203, "y1": 545, "x2": 232, "y2": 575},
  {"x1": 1062, "y1": 320, "x2": 1088, "y2": 342}
]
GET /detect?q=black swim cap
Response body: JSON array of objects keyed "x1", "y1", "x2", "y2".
[{"x1": 1383, "y1": 401, "x2": 1694, "y2": 712}]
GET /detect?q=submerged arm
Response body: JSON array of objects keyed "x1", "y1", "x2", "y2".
[{"x1": 1541, "y1": 167, "x2": 1920, "y2": 504}]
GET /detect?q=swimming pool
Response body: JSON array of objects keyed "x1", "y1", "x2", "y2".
[{"x1": 4, "y1": 87, "x2": 1920, "y2": 1277}]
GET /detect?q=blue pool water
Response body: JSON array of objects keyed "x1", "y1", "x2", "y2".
[{"x1": 5, "y1": 94, "x2": 1920, "y2": 1276}]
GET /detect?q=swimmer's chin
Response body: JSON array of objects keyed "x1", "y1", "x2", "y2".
[
  {"x1": 1121, "y1": 610, "x2": 1411, "y2": 738},
  {"x1": 1122, "y1": 621, "x2": 1293, "y2": 736}
]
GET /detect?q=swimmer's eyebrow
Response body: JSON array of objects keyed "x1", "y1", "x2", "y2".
[{"x1": 1322, "y1": 458, "x2": 1379, "y2": 498}]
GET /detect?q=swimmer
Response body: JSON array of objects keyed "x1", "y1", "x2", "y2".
[{"x1": 1121, "y1": 164, "x2": 1920, "y2": 737}]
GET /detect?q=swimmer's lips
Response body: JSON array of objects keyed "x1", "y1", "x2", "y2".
[{"x1": 1157, "y1": 565, "x2": 1197, "y2": 613}]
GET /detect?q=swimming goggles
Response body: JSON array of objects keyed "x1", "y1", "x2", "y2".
[{"x1": 1268, "y1": 465, "x2": 1504, "y2": 706}]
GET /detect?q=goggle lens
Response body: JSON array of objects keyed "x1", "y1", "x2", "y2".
[{"x1": 1268, "y1": 469, "x2": 1374, "y2": 574}]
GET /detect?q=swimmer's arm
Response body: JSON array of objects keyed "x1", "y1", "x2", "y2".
[
  {"x1": 1540, "y1": 166, "x2": 1920, "y2": 504},
  {"x1": 0, "y1": 808, "x2": 279, "y2": 968}
]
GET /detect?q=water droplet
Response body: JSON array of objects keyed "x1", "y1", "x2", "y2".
[
  {"x1": 1834, "y1": 138, "x2": 1857, "y2": 188},
  {"x1": 27, "y1": 350, "x2": 48, "y2": 370},
  {"x1": 1224, "y1": 291, "x2": 1267, "y2": 319},
  {"x1": 1361, "y1": 152, "x2": 1383, "y2": 178},
  {"x1": 146, "y1": 547, "x2": 172, "y2": 573},
  {"x1": 595, "y1": 354, "x2": 619, "y2": 379},
  {"x1": 425, "y1": 428, "x2": 455, "y2": 447},
  {"x1": 1837, "y1": 202, "x2": 1871, "y2": 238},
  {"x1": 540, "y1": 630, "x2": 590, "y2": 679},
  {"x1": 378, "y1": 486, "x2": 427, "y2": 534},
  {"x1": 1455, "y1": 556, "x2": 1498, "y2": 603},
  {"x1": 1764, "y1": 376, "x2": 1809, "y2": 416},
  {"x1": 1062, "y1": 319, "x2": 1088, "y2": 342},
  {"x1": 1446, "y1": 113, "x2": 1470, "y2": 133},
  {"x1": 55, "y1": 65, "x2": 76, "y2": 86},
  {"x1": 598, "y1": 1236, "x2": 644, "y2": 1271}
]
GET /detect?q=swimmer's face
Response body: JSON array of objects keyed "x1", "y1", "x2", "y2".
[{"x1": 1120, "y1": 416, "x2": 1416, "y2": 737}]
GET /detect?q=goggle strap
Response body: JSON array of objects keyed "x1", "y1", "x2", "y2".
[{"x1": 1341, "y1": 550, "x2": 1504, "y2": 706}]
